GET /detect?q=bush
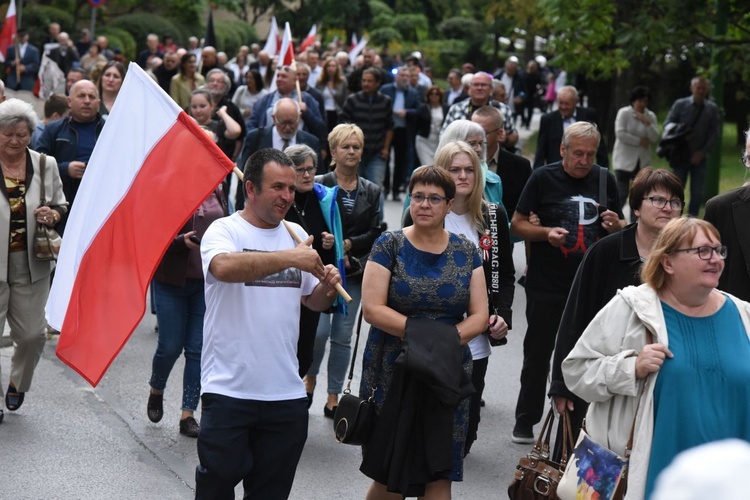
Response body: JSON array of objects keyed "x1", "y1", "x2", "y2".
[
  {"x1": 398, "y1": 39, "x2": 468, "y2": 77},
  {"x1": 215, "y1": 20, "x2": 258, "y2": 55},
  {"x1": 368, "y1": 0, "x2": 394, "y2": 19},
  {"x1": 97, "y1": 27, "x2": 137, "y2": 62},
  {"x1": 108, "y1": 14, "x2": 184, "y2": 53},
  {"x1": 21, "y1": 5, "x2": 75, "y2": 47},
  {"x1": 371, "y1": 13, "x2": 394, "y2": 30},
  {"x1": 392, "y1": 14, "x2": 428, "y2": 43},
  {"x1": 369, "y1": 28, "x2": 402, "y2": 47},
  {"x1": 439, "y1": 17, "x2": 485, "y2": 44}
]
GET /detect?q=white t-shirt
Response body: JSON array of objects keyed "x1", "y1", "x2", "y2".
[
  {"x1": 200, "y1": 212, "x2": 318, "y2": 401},
  {"x1": 445, "y1": 212, "x2": 491, "y2": 360}
]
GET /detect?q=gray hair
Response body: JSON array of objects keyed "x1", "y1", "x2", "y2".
[
  {"x1": 295, "y1": 62, "x2": 311, "y2": 74},
  {"x1": 206, "y1": 68, "x2": 231, "y2": 90},
  {"x1": 557, "y1": 85, "x2": 579, "y2": 101},
  {"x1": 0, "y1": 79, "x2": 4, "y2": 95},
  {"x1": 285, "y1": 144, "x2": 318, "y2": 170},
  {"x1": 437, "y1": 119, "x2": 486, "y2": 161},
  {"x1": 562, "y1": 121, "x2": 600, "y2": 149},
  {"x1": 0, "y1": 98, "x2": 38, "y2": 132},
  {"x1": 272, "y1": 97, "x2": 300, "y2": 117}
]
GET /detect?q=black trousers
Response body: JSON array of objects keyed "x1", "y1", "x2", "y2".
[
  {"x1": 195, "y1": 393, "x2": 308, "y2": 500},
  {"x1": 514, "y1": 291, "x2": 567, "y2": 430},
  {"x1": 390, "y1": 127, "x2": 411, "y2": 197},
  {"x1": 465, "y1": 356, "x2": 489, "y2": 454}
]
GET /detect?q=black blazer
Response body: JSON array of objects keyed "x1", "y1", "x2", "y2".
[
  {"x1": 534, "y1": 107, "x2": 608, "y2": 168},
  {"x1": 704, "y1": 185, "x2": 750, "y2": 302},
  {"x1": 238, "y1": 127, "x2": 321, "y2": 173},
  {"x1": 315, "y1": 171, "x2": 382, "y2": 267},
  {"x1": 495, "y1": 148, "x2": 532, "y2": 218}
]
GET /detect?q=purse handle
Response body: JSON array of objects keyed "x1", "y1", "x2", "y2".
[{"x1": 533, "y1": 407, "x2": 573, "y2": 466}]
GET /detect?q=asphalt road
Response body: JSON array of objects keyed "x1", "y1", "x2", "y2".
[{"x1": 2, "y1": 115, "x2": 545, "y2": 499}]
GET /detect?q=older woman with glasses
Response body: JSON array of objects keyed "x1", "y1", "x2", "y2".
[
  {"x1": 283, "y1": 144, "x2": 346, "y2": 388},
  {"x1": 563, "y1": 217, "x2": 750, "y2": 500},
  {"x1": 360, "y1": 165, "x2": 488, "y2": 499}
]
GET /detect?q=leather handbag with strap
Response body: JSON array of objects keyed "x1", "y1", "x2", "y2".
[
  {"x1": 33, "y1": 154, "x2": 63, "y2": 261},
  {"x1": 508, "y1": 408, "x2": 574, "y2": 499},
  {"x1": 333, "y1": 309, "x2": 384, "y2": 446}
]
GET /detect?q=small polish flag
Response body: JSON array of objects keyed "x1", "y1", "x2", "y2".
[
  {"x1": 262, "y1": 16, "x2": 279, "y2": 56},
  {"x1": 298, "y1": 24, "x2": 317, "y2": 52},
  {"x1": 0, "y1": 0, "x2": 17, "y2": 63},
  {"x1": 47, "y1": 63, "x2": 235, "y2": 386},
  {"x1": 268, "y1": 22, "x2": 295, "y2": 92},
  {"x1": 349, "y1": 36, "x2": 368, "y2": 67}
]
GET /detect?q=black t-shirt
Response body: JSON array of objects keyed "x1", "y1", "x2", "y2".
[{"x1": 515, "y1": 162, "x2": 623, "y2": 296}]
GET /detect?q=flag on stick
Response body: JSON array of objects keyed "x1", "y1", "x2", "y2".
[
  {"x1": 269, "y1": 22, "x2": 295, "y2": 92},
  {"x1": 349, "y1": 36, "x2": 368, "y2": 66},
  {"x1": 0, "y1": 0, "x2": 17, "y2": 63},
  {"x1": 298, "y1": 24, "x2": 317, "y2": 52},
  {"x1": 204, "y1": 7, "x2": 217, "y2": 49},
  {"x1": 47, "y1": 63, "x2": 235, "y2": 386},
  {"x1": 262, "y1": 16, "x2": 279, "y2": 56}
]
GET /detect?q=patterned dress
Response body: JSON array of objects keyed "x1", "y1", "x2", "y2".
[{"x1": 359, "y1": 230, "x2": 481, "y2": 481}]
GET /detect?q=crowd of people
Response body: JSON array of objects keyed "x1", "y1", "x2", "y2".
[{"x1": 1, "y1": 22, "x2": 748, "y2": 500}]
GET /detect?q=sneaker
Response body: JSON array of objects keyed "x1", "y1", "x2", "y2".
[
  {"x1": 512, "y1": 424, "x2": 535, "y2": 444},
  {"x1": 179, "y1": 416, "x2": 200, "y2": 438}
]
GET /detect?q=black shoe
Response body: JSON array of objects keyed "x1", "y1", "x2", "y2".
[
  {"x1": 392, "y1": 194, "x2": 402, "y2": 202},
  {"x1": 179, "y1": 416, "x2": 200, "y2": 438},
  {"x1": 0, "y1": 409, "x2": 4, "y2": 424},
  {"x1": 480, "y1": 399, "x2": 486, "y2": 407},
  {"x1": 512, "y1": 423, "x2": 535, "y2": 444},
  {"x1": 323, "y1": 404, "x2": 337, "y2": 419},
  {"x1": 5, "y1": 384, "x2": 24, "y2": 411},
  {"x1": 147, "y1": 392, "x2": 164, "y2": 423}
]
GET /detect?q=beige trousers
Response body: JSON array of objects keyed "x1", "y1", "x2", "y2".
[{"x1": 0, "y1": 251, "x2": 49, "y2": 396}]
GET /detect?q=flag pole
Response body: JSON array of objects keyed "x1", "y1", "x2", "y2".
[
  {"x1": 232, "y1": 167, "x2": 352, "y2": 303},
  {"x1": 14, "y1": 37, "x2": 20, "y2": 89}
]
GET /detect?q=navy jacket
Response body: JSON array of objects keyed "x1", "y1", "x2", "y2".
[{"x1": 379, "y1": 84, "x2": 421, "y2": 128}]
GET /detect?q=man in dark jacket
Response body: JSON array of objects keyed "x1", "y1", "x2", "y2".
[
  {"x1": 36, "y1": 80, "x2": 105, "y2": 233},
  {"x1": 534, "y1": 85, "x2": 608, "y2": 168}
]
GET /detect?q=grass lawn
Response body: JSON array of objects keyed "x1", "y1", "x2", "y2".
[{"x1": 522, "y1": 122, "x2": 748, "y2": 211}]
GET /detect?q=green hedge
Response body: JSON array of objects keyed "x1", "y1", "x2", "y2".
[
  {"x1": 20, "y1": 5, "x2": 75, "y2": 47},
  {"x1": 108, "y1": 14, "x2": 185, "y2": 53},
  {"x1": 97, "y1": 27, "x2": 137, "y2": 62},
  {"x1": 214, "y1": 20, "x2": 257, "y2": 55}
]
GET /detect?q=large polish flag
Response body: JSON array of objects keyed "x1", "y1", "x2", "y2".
[
  {"x1": 0, "y1": 0, "x2": 17, "y2": 63},
  {"x1": 349, "y1": 36, "x2": 368, "y2": 66},
  {"x1": 268, "y1": 22, "x2": 295, "y2": 92},
  {"x1": 47, "y1": 63, "x2": 235, "y2": 386}
]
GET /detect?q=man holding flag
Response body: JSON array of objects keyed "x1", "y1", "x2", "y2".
[{"x1": 196, "y1": 148, "x2": 341, "y2": 499}]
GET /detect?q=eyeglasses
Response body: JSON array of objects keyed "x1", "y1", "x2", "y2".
[
  {"x1": 484, "y1": 127, "x2": 502, "y2": 135},
  {"x1": 671, "y1": 245, "x2": 727, "y2": 260},
  {"x1": 466, "y1": 140, "x2": 486, "y2": 149},
  {"x1": 294, "y1": 167, "x2": 316, "y2": 175},
  {"x1": 644, "y1": 196, "x2": 683, "y2": 211},
  {"x1": 411, "y1": 193, "x2": 449, "y2": 205},
  {"x1": 742, "y1": 154, "x2": 749, "y2": 168},
  {"x1": 274, "y1": 119, "x2": 298, "y2": 128}
]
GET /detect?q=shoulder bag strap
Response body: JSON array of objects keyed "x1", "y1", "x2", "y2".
[
  {"x1": 598, "y1": 165, "x2": 608, "y2": 210},
  {"x1": 39, "y1": 153, "x2": 47, "y2": 205},
  {"x1": 343, "y1": 308, "x2": 385, "y2": 397},
  {"x1": 623, "y1": 327, "x2": 655, "y2": 458}
]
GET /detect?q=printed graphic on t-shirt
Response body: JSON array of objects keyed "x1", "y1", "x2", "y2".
[
  {"x1": 559, "y1": 194, "x2": 601, "y2": 257},
  {"x1": 243, "y1": 249, "x2": 302, "y2": 288}
]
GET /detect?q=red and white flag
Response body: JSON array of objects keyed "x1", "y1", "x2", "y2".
[
  {"x1": 349, "y1": 36, "x2": 368, "y2": 66},
  {"x1": 262, "y1": 16, "x2": 280, "y2": 56},
  {"x1": 298, "y1": 24, "x2": 317, "y2": 53},
  {"x1": 269, "y1": 22, "x2": 295, "y2": 92},
  {"x1": 47, "y1": 63, "x2": 235, "y2": 386},
  {"x1": 0, "y1": 0, "x2": 17, "y2": 63}
]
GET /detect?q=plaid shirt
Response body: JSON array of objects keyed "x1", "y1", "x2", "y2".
[{"x1": 441, "y1": 99, "x2": 516, "y2": 137}]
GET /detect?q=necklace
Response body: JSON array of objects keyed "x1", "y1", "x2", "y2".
[
  {"x1": 1, "y1": 162, "x2": 25, "y2": 183},
  {"x1": 294, "y1": 192, "x2": 310, "y2": 216}
]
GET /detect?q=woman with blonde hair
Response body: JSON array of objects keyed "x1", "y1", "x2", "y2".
[
  {"x1": 304, "y1": 123, "x2": 382, "y2": 416},
  {"x1": 563, "y1": 217, "x2": 750, "y2": 499}
]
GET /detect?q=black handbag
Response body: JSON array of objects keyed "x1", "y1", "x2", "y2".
[
  {"x1": 333, "y1": 309, "x2": 384, "y2": 445},
  {"x1": 508, "y1": 408, "x2": 574, "y2": 499}
]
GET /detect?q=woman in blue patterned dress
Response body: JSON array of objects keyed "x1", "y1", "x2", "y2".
[{"x1": 359, "y1": 166, "x2": 489, "y2": 499}]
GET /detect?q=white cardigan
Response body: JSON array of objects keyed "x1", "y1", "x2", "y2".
[
  {"x1": 612, "y1": 106, "x2": 660, "y2": 173},
  {"x1": 562, "y1": 284, "x2": 750, "y2": 500}
]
